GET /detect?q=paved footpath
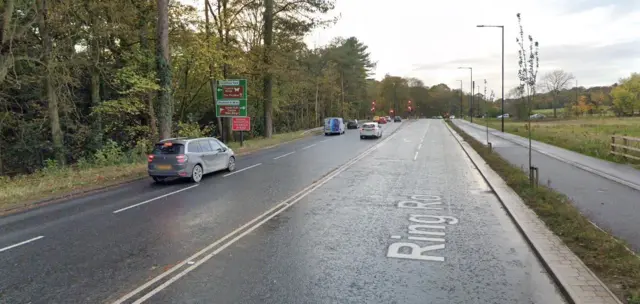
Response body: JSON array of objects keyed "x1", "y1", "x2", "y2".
[{"x1": 453, "y1": 119, "x2": 640, "y2": 253}]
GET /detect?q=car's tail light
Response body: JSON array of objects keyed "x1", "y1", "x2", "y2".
[
  {"x1": 147, "y1": 155, "x2": 154, "y2": 162},
  {"x1": 176, "y1": 154, "x2": 188, "y2": 163}
]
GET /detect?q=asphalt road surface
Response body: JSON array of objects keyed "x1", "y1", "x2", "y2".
[
  {"x1": 453, "y1": 119, "x2": 640, "y2": 252},
  {"x1": 0, "y1": 119, "x2": 566, "y2": 304}
]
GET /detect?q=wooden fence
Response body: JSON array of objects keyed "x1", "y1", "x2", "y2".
[{"x1": 611, "y1": 135, "x2": 640, "y2": 161}]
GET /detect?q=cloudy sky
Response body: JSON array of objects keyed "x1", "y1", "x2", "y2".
[{"x1": 304, "y1": 0, "x2": 640, "y2": 97}]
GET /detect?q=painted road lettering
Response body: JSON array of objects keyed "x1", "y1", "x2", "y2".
[{"x1": 387, "y1": 195, "x2": 458, "y2": 262}]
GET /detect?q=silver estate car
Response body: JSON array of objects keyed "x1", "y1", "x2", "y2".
[{"x1": 147, "y1": 137, "x2": 236, "y2": 183}]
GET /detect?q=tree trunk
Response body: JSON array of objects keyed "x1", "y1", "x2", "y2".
[
  {"x1": 89, "y1": 67, "x2": 102, "y2": 150},
  {"x1": 138, "y1": 3, "x2": 158, "y2": 142},
  {"x1": 340, "y1": 72, "x2": 344, "y2": 118},
  {"x1": 553, "y1": 91, "x2": 557, "y2": 118},
  {"x1": 315, "y1": 80, "x2": 319, "y2": 126},
  {"x1": 156, "y1": 0, "x2": 173, "y2": 140},
  {"x1": 203, "y1": 0, "x2": 223, "y2": 137},
  {"x1": 262, "y1": 0, "x2": 273, "y2": 138},
  {"x1": 38, "y1": 0, "x2": 65, "y2": 165}
]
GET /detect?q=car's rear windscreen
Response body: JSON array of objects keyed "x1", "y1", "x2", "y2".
[{"x1": 152, "y1": 143, "x2": 184, "y2": 155}]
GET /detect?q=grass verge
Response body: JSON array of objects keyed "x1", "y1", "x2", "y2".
[
  {"x1": 0, "y1": 129, "x2": 320, "y2": 214},
  {"x1": 447, "y1": 120, "x2": 640, "y2": 304},
  {"x1": 481, "y1": 117, "x2": 640, "y2": 168}
]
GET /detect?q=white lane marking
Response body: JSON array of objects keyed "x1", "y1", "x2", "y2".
[
  {"x1": 0, "y1": 236, "x2": 44, "y2": 253},
  {"x1": 414, "y1": 151, "x2": 419, "y2": 161},
  {"x1": 301, "y1": 143, "x2": 316, "y2": 150},
  {"x1": 223, "y1": 163, "x2": 262, "y2": 177},
  {"x1": 114, "y1": 127, "x2": 402, "y2": 304},
  {"x1": 113, "y1": 185, "x2": 199, "y2": 214},
  {"x1": 273, "y1": 151, "x2": 295, "y2": 160},
  {"x1": 418, "y1": 143, "x2": 422, "y2": 150},
  {"x1": 318, "y1": 138, "x2": 331, "y2": 143}
]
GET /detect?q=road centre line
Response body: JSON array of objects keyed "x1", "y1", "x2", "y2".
[
  {"x1": 273, "y1": 151, "x2": 295, "y2": 160},
  {"x1": 223, "y1": 163, "x2": 262, "y2": 177},
  {"x1": 301, "y1": 143, "x2": 316, "y2": 150},
  {"x1": 112, "y1": 127, "x2": 402, "y2": 304},
  {"x1": 112, "y1": 185, "x2": 199, "y2": 214},
  {"x1": 414, "y1": 152, "x2": 419, "y2": 161},
  {"x1": 0, "y1": 236, "x2": 44, "y2": 253},
  {"x1": 418, "y1": 143, "x2": 422, "y2": 150}
]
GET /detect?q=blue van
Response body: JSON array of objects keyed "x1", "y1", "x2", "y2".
[{"x1": 324, "y1": 117, "x2": 345, "y2": 135}]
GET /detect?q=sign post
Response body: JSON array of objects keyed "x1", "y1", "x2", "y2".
[
  {"x1": 216, "y1": 79, "x2": 248, "y2": 117},
  {"x1": 217, "y1": 79, "x2": 248, "y2": 144},
  {"x1": 232, "y1": 117, "x2": 251, "y2": 147}
]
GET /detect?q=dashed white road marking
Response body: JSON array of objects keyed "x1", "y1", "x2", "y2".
[
  {"x1": 113, "y1": 185, "x2": 199, "y2": 214},
  {"x1": 0, "y1": 236, "x2": 44, "y2": 253},
  {"x1": 418, "y1": 143, "x2": 422, "y2": 150},
  {"x1": 223, "y1": 163, "x2": 262, "y2": 177},
  {"x1": 273, "y1": 151, "x2": 295, "y2": 160},
  {"x1": 301, "y1": 144, "x2": 316, "y2": 150},
  {"x1": 112, "y1": 124, "x2": 403, "y2": 304},
  {"x1": 413, "y1": 151, "x2": 419, "y2": 161}
]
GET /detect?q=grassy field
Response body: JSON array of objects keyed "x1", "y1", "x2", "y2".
[
  {"x1": 483, "y1": 116, "x2": 640, "y2": 166},
  {"x1": 0, "y1": 129, "x2": 321, "y2": 214},
  {"x1": 448, "y1": 120, "x2": 640, "y2": 304}
]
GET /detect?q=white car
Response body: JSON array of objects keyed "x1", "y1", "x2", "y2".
[{"x1": 360, "y1": 122, "x2": 383, "y2": 139}]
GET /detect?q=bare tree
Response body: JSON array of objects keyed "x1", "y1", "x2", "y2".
[
  {"x1": 516, "y1": 12, "x2": 540, "y2": 185},
  {"x1": 542, "y1": 69, "x2": 574, "y2": 118}
]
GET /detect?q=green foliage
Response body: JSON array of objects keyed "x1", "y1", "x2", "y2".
[{"x1": 175, "y1": 122, "x2": 214, "y2": 138}]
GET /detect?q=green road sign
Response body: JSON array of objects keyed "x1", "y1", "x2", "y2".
[
  {"x1": 216, "y1": 79, "x2": 247, "y2": 117},
  {"x1": 216, "y1": 99, "x2": 248, "y2": 117}
]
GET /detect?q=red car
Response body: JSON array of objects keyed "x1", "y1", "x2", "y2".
[{"x1": 377, "y1": 117, "x2": 387, "y2": 124}]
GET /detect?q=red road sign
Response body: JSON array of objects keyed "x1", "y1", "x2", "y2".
[
  {"x1": 219, "y1": 106, "x2": 241, "y2": 116},
  {"x1": 232, "y1": 117, "x2": 251, "y2": 131},
  {"x1": 222, "y1": 86, "x2": 244, "y2": 99}
]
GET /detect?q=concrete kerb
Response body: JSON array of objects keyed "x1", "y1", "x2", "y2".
[
  {"x1": 445, "y1": 122, "x2": 622, "y2": 304},
  {"x1": 455, "y1": 119, "x2": 640, "y2": 192}
]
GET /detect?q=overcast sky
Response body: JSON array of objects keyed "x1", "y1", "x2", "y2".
[{"x1": 304, "y1": 0, "x2": 640, "y2": 97}]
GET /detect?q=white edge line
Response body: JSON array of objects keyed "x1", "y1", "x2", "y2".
[
  {"x1": 223, "y1": 163, "x2": 262, "y2": 177},
  {"x1": 113, "y1": 185, "x2": 199, "y2": 214},
  {"x1": 115, "y1": 124, "x2": 403, "y2": 304},
  {"x1": 0, "y1": 236, "x2": 44, "y2": 253},
  {"x1": 301, "y1": 143, "x2": 316, "y2": 150},
  {"x1": 273, "y1": 151, "x2": 295, "y2": 160}
]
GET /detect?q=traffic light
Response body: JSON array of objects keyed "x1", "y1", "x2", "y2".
[
  {"x1": 371, "y1": 100, "x2": 376, "y2": 113},
  {"x1": 408, "y1": 106, "x2": 412, "y2": 112}
]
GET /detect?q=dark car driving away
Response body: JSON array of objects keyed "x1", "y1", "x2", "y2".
[{"x1": 346, "y1": 119, "x2": 358, "y2": 129}]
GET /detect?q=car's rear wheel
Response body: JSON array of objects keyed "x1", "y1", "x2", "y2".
[
  {"x1": 226, "y1": 156, "x2": 236, "y2": 172},
  {"x1": 360, "y1": 135, "x2": 364, "y2": 139},
  {"x1": 191, "y1": 164, "x2": 203, "y2": 183}
]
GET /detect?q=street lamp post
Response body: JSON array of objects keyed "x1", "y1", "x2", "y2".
[
  {"x1": 458, "y1": 67, "x2": 472, "y2": 122},
  {"x1": 457, "y1": 80, "x2": 463, "y2": 118},
  {"x1": 477, "y1": 24, "x2": 504, "y2": 132}
]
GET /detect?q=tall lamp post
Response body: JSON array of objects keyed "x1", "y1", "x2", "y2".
[
  {"x1": 458, "y1": 67, "x2": 472, "y2": 122},
  {"x1": 457, "y1": 80, "x2": 463, "y2": 118},
  {"x1": 477, "y1": 24, "x2": 504, "y2": 132}
]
